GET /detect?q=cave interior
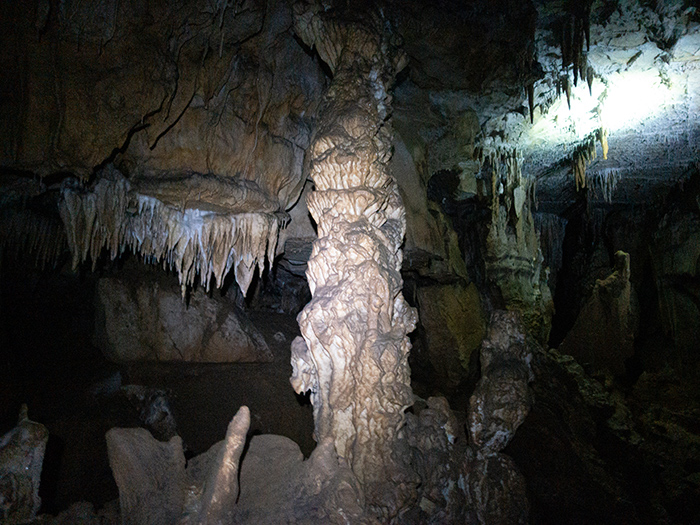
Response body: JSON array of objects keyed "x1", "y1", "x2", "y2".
[{"x1": 1, "y1": 0, "x2": 700, "y2": 524}]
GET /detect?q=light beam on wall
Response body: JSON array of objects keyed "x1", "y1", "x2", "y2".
[{"x1": 600, "y1": 69, "x2": 684, "y2": 133}]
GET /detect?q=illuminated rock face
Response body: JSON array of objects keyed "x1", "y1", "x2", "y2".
[
  {"x1": 290, "y1": 5, "x2": 418, "y2": 518},
  {"x1": 95, "y1": 275, "x2": 272, "y2": 363}
]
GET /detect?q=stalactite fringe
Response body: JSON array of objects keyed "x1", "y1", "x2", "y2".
[{"x1": 59, "y1": 169, "x2": 278, "y2": 296}]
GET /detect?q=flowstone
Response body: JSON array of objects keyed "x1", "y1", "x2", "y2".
[{"x1": 290, "y1": 3, "x2": 418, "y2": 519}]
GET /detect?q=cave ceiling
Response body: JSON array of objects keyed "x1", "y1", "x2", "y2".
[{"x1": 0, "y1": 0, "x2": 698, "y2": 286}]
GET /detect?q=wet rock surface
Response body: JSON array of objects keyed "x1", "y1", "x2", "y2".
[{"x1": 1, "y1": 0, "x2": 700, "y2": 523}]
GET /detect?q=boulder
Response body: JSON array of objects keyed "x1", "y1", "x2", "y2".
[{"x1": 95, "y1": 275, "x2": 272, "y2": 363}]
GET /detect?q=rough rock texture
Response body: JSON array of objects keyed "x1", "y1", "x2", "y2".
[
  {"x1": 465, "y1": 453, "x2": 530, "y2": 525},
  {"x1": 0, "y1": 0, "x2": 325, "y2": 208},
  {"x1": 651, "y1": 189, "x2": 700, "y2": 364},
  {"x1": 107, "y1": 406, "x2": 251, "y2": 525},
  {"x1": 467, "y1": 311, "x2": 532, "y2": 525},
  {"x1": 560, "y1": 251, "x2": 636, "y2": 375},
  {"x1": 233, "y1": 435, "x2": 368, "y2": 524},
  {"x1": 106, "y1": 428, "x2": 187, "y2": 525},
  {"x1": 414, "y1": 283, "x2": 485, "y2": 393},
  {"x1": 121, "y1": 385, "x2": 180, "y2": 442},
  {"x1": 403, "y1": 397, "x2": 470, "y2": 524},
  {"x1": 95, "y1": 274, "x2": 271, "y2": 363},
  {"x1": 483, "y1": 149, "x2": 554, "y2": 344},
  {"x1": 0, "y1": 176, "x2": 66, "y2": 270},
  {"x1": 106, "y1": 405, "x2": 371, "y2": 525},
  {"x1": 506, "y1": 346, "x2": 647, "y2": 524},
  {"x1": 189, "y1": 406, "x2": 249, "y2": 525},
  {"x1": 290, "y1": 3, "x2": 418, "y2": 519},
  {"x1": 0, "y1": 405, "x2": 48, "y2": 525},
  {"x1": 501, "y1": 0, "x2": 700, "y2": 212}
]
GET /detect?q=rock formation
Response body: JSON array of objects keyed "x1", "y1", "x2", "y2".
[
  {"x1": 467, "y1": 311, "x2": 533, "y2": 525},
  {"x1": 59, "y1": 166, "x2": 280, "y2": 296},
  {"x1": 1, "y1": 0, "x2": 700, "y2": 523},
  {"x1": 95, "y1": 274, "x2": 271, "y2": 363},
  {"x1": 560, "y1": 251, "x2": 636, "y2": 375},
  {"x1": 481, "y1": 146, "x2": 554, "y2": 344},
  {"x1": 289, "y1": 3, "x2": 418, "y2": 518},
  {"x1": 0, "y1": 405, "x2": 49, "y2": 525},
  {"x1": 106, "y1": 406, "x2": 251, "y2": 525}
]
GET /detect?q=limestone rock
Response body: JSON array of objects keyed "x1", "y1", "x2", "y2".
[
  {"x1": 505, "y1": 347, "x2": 646, "y2": 524},
  {"x1": 0, "y1": 405, "x2": 48, "y2": 525},
  {"x1": 651, "y1": 202, "x2": 700, "y2": 360},
  {"x1": 483, "y1": 148, "x2": 554, "y2": 344},
  {"x1": 414, "y1": 283, "x2": 486, "y2": 392},
  {"x1": 291, "y1": 4, "x2": 419, "y2": 519},
  {"x1": 190, "y1": 406, "x2": 250, "y2": 525},
  {"x1": 234, "y1": 436, "x2": 368, "y2": 525},
  {"x1": 60, "y1": 167, "x2": 280, "y2": 296},
  {"x1": 105, "y1": 428, "x2": 187, "y2": 525},
  {"x1": 95, "y1": 275, "x2": 272, "y2": 363},
  {"x1": 404, "y1": 397, "x2": 469, "y2": 524},
  {"x1": 465, "y1": 311, "x2": 532, "y2": 525},
  {"x1": 121, "y1": 386, "x2": 179, "y2": 442},
  {"x1": 469, "y1": 311, "x2": 533, "y2": 456},
  {"x1": 107, "y1": 406, "x2": 251, "y2": 525},
  {"x1": 33, "y1": 500, "x2": 120, "y2": 525},
  {"x1": 465, "y1": 454, "x2": 529, "y2": 525},
  {"x1": 2, "y1": 0, "x2": 325, "y2": 215},
  {"x1": 559, "y1": 251, "x2": 636, "y2": 375}
]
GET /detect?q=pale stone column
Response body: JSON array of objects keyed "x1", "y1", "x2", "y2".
[{"x1": 290, "y1": 3, "x2": 418, "y2": 517}]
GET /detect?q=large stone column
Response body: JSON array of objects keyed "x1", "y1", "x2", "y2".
[{"x1": 289, "y1": 3, "x2": 417, "y2": 517}]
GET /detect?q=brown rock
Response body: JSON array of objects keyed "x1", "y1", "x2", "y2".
[
  {"x1": 559, "y1": 251, "x2": 636, "y2": 375},
  {"x1": 106, "y1": 428, "x2": 187, "y2": 525},
  {"x1": 415, "y1": 283, "x2": 486, "y2": 391},
  {"x1": 95, "y1": 276, "x2": 272, "y2": 363}
]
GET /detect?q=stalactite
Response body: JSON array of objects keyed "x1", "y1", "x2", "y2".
[
  {"x1": 557, "y1": 1, "x2": 593, "y2": 108},
  {"x1": 534, "y1": 212, "x2": 568, "y2": 291},
  {"x1": 527, "y1": 83, "x2": 535, "y2": 124},
  {"x1": 572, "y1": 128, "x2": 610, "y2": 193},
  {"x1": 599, "y1": 126, "x2": 609, "y2": 159},
  {"x1": 58, "y1": 168, "x2": 279, "y2": 296},
  {"x1": 589, "y1": 168, "x2": 622, "y2": 203},
  {"x1": 0, "y1": 192, "x2": 67, "y2": 270},
  {"x1": 477, "y1": 141, "x2": 553, "y2": 343},
  {"x1": 587, "y1": 66, "x2": 594, "y2": 95}
]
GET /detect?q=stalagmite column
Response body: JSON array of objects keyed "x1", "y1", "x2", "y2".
[{"x1": 290, "y1": 2, "x2": 417, "y2": 517}]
